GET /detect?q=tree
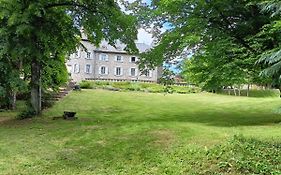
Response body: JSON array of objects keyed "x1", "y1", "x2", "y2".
[
  {"x1": 258, "y1": 0, "x2": 281, "y2": 87},
  {"x1": 0, "y1": 56, "x2": 26, "y2": 109},
  {"x1": 128, "y1": 0, "x2": 280, "y2": 91},
  {"x1": 0, "y1": 0, "x2": 138, "y2": 115}
]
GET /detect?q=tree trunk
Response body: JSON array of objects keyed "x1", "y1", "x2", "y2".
[
  {"x1": 233, "y1": 88, "x2": 237, "y2": 96},
  {"x1": 11, "y1": 91, "x2": 17, "y2": 110},
  {"x1": 238, "y1": 86, "x2": 241, "y2": 96},
  {"x1": 30, "y1": 58, "x2": 41, "y2": 115},
  {"x1": 247, "y1": 84, "x2": 250, "y2": 97}
]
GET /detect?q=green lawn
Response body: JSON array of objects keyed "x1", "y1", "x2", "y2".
[{"x1": 0, "y1": 90, "x2": 280, "y2": 174}]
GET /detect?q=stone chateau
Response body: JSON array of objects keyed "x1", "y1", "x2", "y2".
[{"x1": 67, "y1": 38, "x2": 162, "y2": 83}]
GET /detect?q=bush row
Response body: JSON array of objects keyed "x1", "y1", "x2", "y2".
[
  {"x1": 79, "y1": 81, "x2": 201, "y2": 94},
  {"x1": 218, "y1": 89, "x2": 280, "y2": 97}
]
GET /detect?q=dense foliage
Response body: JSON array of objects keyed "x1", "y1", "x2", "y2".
[
  {"x1": 0, "y1": 0, "x2": 138, "y2": 113},
  {"x1": 79, "y1": 81, "x2": 201, "y2": 94},
  {"x1": 128, "y1": 0, "x2": 281, "y2": 92}
]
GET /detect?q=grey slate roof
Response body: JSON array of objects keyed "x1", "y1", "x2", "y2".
[{"x1": 82, "y1": 39, "x2": 151, "y2": 54}]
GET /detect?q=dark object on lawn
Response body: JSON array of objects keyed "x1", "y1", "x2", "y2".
[
  {"x1": 63, "y1": 111, "x2": 77, "y2": 120},
  {"x1": 106, "y1": 87, "x2": 120, "y2": 91},
  {"x1": 52, "y1": 116, "x2": 63, "y2": 120},
  {"x1": 73, "y1": 85, "x2": 81, "y2": 91}
]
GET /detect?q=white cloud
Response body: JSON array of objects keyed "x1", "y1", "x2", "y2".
[{"x1": 137, "y1": 28, "x2": 153, "y2": 45}]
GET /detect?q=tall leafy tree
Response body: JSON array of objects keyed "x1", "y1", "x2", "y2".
[
  {"x1": 129, "y1": 0, "x2": 280, "y2": 89},
  {"x1": 258, "y1": 0, "x2": 281, "y2": 84},
  {"x1": 0, "y1": 0, "x2": 138, "y2": 115},
  {"x1": 0, "y1": 55, "x2": 26, "y2": 109}
]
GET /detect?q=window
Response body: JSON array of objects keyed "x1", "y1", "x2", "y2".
[
  {"x1": 85, "y1": 64, "x2": 91, "y2": 74},
  {"x1": 115, "y1": 67, "x2": 122, "y2": 76},
  {"x1": 74, "y1": 64, "x2": 80, "y2": 73},
  {"x1": 100, "y1": 66, "x2": 108, "y2": 75},
  {"x1": 75, "y1": 51, "x2": 80, "y2": 58},
  {"x1": 116, "y1": 55, "x2": 123, "y2": 62},
  {"x1": 130, "y1": 68, "x2": 136, "y2": 76},
  {"x1": 116, "y1": 46, "x2": 122, "y2": 51},
  {"x1": 131, "y1": 57, "x2": 136, "y2": 62},
  {"x1": 100, "y1": 54, "x2": 108, "y2": 61},
  {"x1": 142, "y1": 69, "x2": 151, "y2": 77},
  {"x1": 86, "y1": 52, "x2": 91, "y2": 59}
]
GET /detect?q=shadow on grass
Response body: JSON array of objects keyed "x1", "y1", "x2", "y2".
[{"x1": 114, "y1": 110, "x2": 281, "y2": 127}]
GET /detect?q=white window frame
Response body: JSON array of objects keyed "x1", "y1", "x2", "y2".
[
  {"x1": 86, "y1": 51, "x2": 92, "y2": 59},
  {"x1": 75, "y1": 50, "x2": 81, "y2": 58},
  {"x1": 115, "y1": 67, "x2": 123, "y2": 76},
  {"x1": 99, "y1": 54, "x2": 108, "y2": 61},
  {"x1": 129, "y1": 67, "x2": 137, "y2": 77},
  {"x1": 73, "y1": 64, "x2": 80, "y2": 73},
  {"x1": 130, "y1": 56, "x2": 137, "y2": 63},
  {"x1": 85, "y1": 64, "x2": 92, "y2": 74},
  {"x1": 149, "y1": 70, "x2": 152, "y2": 78},
  {"x1": 115, "y1": 55, "x2": 123, "y2": 62},
  {"x1": 142, "y1": 69, "x2": 152, "y2": 78},
  {"x1": 99, "y1": 66, "x2": 108, "y2": 75}
]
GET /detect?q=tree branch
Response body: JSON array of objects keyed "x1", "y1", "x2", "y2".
[{"x1": 44, "y1": 2, "x2": 97, "y2": 13}]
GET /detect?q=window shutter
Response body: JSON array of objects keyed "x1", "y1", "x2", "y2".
[
  {"x1": 114, "y1": 67, "x2": 116, "y2": 76},
  {"x1": 121, "y1": 56, "x2": 124, "y2": 62},
  {"x1": 106, "y1": 54, "x2": 109, "y2": 61},
  {"x1": 84, "y1": 65, "x2": 87, "y2": 73},
  {"x1": 114, "y1": 56, "x2": 117, "y2": 62},
  {"x1": 105, "y1": 67, "x2": 109, "y2": 75},
  {"x1": 99, "y1": 67, "x2": 101, "y2": 75},
  {"x1": 90, "y1": 65, "x2": 92, "y2": 74},
  {"x1": 77, "y1": 64, "x2": 80, "y2": 73},
  {"x1": 99, "y1": 54, "x2": 102, "y2": 61},
  {"x1": 90, "y1": 52, "x2": 93, "y2": 59},
  {"x1": 129, "y1": 68, "x2": 131, "y2": 76},
  {"x1": 120, "y1": 67, "x2": 123, "y2": 76}
]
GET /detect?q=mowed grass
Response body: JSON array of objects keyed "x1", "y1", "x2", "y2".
[{"x1": 0, "y1": 90, "x2": 281, "y2": 174}]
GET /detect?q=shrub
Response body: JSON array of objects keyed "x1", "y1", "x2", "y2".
[
  {"x1": 79, "y1": 81, "x2": 93, "y2": 89},
  {"x1": 139, "y1": 83, "x2": 151, "y2": 89},
  {"x1": 128, "y1": 83, "x2": 141, "y2": 91},
  {"x1": 147, "y1": 85, "x2": 165, "y2": 93},
  {"x1": 16, "y1": 102, "x2": 35, "y2": 120},
  {"x1": 94, "y1": 81, "x2": 110, "y2": 86},
  {"x1": 111, "y1": 81, "x2": 131, "y2": 89},
  {"x1": 172, "y1": 86, "x2": 191, "y2": 94},
  {"x1": 77, "y1": 81, "x2": 202, "y2": 94}
]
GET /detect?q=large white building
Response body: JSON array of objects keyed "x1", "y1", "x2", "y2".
[{"x1": 67, "y1": 39, "x2": 162, "y2": 83}]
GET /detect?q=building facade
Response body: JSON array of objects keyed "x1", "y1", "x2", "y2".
[{"x1": 66, "y1": 39, "x2": 162, "y2": 83}]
